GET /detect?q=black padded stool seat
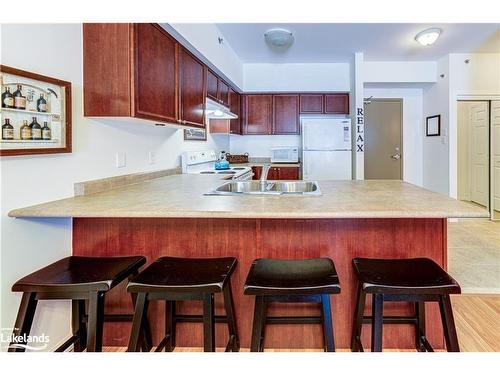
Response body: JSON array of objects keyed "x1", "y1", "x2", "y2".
[
  {"x1": 244, "y1": 258, "x2": 340, "y2": 295},
  {"x1": 9, "y1": 255, "x2": 151, "y2": 353},
  {"x1": 352, "y1": 257, "x2": 461, "y2": 294},
  {"x1": 127, "y1": 256, "x2": 240, "y2": 352},
  {"x1": 244, "y1": 258, "x2": 340, "y2": 352},
  {"x1": 128, "y1": 256, "x2": 236, "y2": 293},
  {"x1": 13, "y1": 256, "x2": 146, "y2": 293},
  {"x1": 351, "y1": 257, "x2": 461, "y2": 352}
]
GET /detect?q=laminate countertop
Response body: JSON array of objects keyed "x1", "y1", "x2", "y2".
[{"x1": 8, "y1": 174, "x2": 489, "y2": 219}]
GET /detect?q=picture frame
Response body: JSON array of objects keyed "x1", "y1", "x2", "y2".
[
  {"x1": 1, "y1": 65, "x2": 72, "y2": 156},
  {"x1": 184, "y1": 127, "x2": 207, "y2": 141},
  {"x1": 426, "y1": 115, "x2": 441, "y2": 137}
]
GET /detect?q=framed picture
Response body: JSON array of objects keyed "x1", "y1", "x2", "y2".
[
  {"x1": 184, "y1": 128, "x2": 207, "y2": 141},
  {"x1": 426, "y1": 115, "x2": 441, "y2": 136},
  {"x1": 1, "y1": 65, "x2": 72, "y2": 156}
]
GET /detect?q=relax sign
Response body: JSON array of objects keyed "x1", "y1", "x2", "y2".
[{"x1": 356, "y1": 107, "x2": 364, "y2": 152}]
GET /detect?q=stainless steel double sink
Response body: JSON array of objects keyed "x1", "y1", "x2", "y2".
[{"x1": 205, "y1": 181, "x2": 321, "y2": 196}]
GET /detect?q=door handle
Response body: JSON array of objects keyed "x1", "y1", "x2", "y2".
[{"x1": 391, "y1": 154, "x2": 401, "y2": 160}]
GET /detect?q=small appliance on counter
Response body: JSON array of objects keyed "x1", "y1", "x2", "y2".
[
  {"x1": 215, "y1": 151, "x2": 230, "y2": 170},
  {"x1": 181, "y1": 150, "x2": 252, "y2": 180},
  {"x1": 270, "y1": 147, "x2": 299, "y2": 163}
]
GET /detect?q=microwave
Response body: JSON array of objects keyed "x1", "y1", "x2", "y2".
[{"x1": 270, "y1": 147, "x2": 299, "y2": 163}]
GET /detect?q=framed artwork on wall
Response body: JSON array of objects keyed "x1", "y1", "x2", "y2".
[
  {"x1": 184, "y1": 128, "x2": 207, "y2": 141},
  {"x1": 426, "y1": 115, "x2": 441, "y2": 136},
  {"x1": 1, "y1": 65, "x2": 72, "y2": 156}
]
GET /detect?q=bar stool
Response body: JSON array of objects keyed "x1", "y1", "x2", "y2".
[
  {"x1": 127, "y1": 256, "x2": 240, "y2": 352},
  {"x1": 244, "y1": 258, "x2": 340, "y2": 352},
  {"x1": 351, "y1": 257, "x2": 461, "y2": 352},
  {"x1": 9, "y1": 255, "x2": 152, "y2": 352}
]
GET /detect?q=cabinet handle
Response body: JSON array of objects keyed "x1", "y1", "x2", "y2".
[{"x1": 177, "y1": 119, "x2": 182, "y2": 124}]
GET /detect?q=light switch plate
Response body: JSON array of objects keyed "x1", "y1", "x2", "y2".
[
  {"x1": 148, "y1": 151, "x2": 156, "y2": 165},
  {"x1": 116, "y1": 152, "x2": 126, "y2": 168}
]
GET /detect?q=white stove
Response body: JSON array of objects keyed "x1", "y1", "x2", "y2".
[{"x1": 181, "y1": 150, "x2": 252, "y2": 180}]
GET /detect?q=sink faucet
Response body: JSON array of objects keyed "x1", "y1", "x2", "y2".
[{"x1": 260, "y1": 164, "x2": 271, "y2": 191}]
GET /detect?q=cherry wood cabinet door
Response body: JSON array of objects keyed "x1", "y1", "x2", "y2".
[
  {"x1": 218, "y1": 80, "x2": 230, "y2": 107},
  {"x1": 273, "y1": 94, "x2": 300, "y2": 135},
  {"x1": 134, "y1": 23, "x2": 178, "y2": 123},
  {"x1": 206, "y1": 69, "x2": 218, "y2": 101},
  {"x1": 324, "y1": 93, "x2": 349, "y2": 114},
  {"x1": 229, "y1": 88, "x2": 241, "y2": 134},
  {"x1": 179, "y1": 47, "x2": 206, "y2": 128},
  {"x1": 299, "y1": 94, "x2": 324, "y2": 114},
  {"x1": 268, "y1": 167, "x2": 280, "y2": 180},
  {"x1": 277, "y1": 166, "x2": 300, "y2": 180},
  {"x1": 251, "y1": 166, "x2": 262, "y2": 180},
  {"x1": 243, "y1": 95, "x2": 272, "y2": 135}
]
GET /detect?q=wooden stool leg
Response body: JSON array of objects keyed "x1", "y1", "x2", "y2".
[
  {"x1": 250, "y1": 296, "x2": 265, "y2": 352},
  {"x1": 130, "y1": 292, "x2": 153, "y2": 352},
  {"x1": 371, "y1": 294, "x2": 384, "y2": 352},
  {"x1": 86, "y1": 292, "x2": 105, "y2": 352},
  {"x1": 8, "y1": 292, "x2": 38, "y2": 352},
  {"x1": 223, "y1": 281, "x2": 240, "y2": 352},
  {"x1": 439, "y1": 294, "x2": 460, "y2": 352},
  {"x1": 203, "y1": 293, "x2": 215, "y2": 352},
  {"x1": 321, "y1": 294, "x2": 335, "y2": 352},
  {"x1": 415, "y1": 301, "x2": 426, "y2": 352},
  {"x1": 127, "y1": 293, "x2": 149, "y2": 352},
  {"x1": 72, "y1": 300, "x2": 87, "y2": 352},
  {"x1": 165, "y1": 300, "x2": 176, "y2": 352},
  {"x1": 351, "y1": 283, "x2": 366, "y2": 352}
]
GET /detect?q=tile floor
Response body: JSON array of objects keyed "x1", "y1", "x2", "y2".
[{"x1": 448, "y1": 219, "x2": 500, "y2": 293}]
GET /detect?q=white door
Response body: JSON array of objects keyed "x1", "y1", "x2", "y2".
[
  {"x1": 302, "y1": 119, "x2": 351, "y2": 151},
  {"x1": 470, "y1": 102, "x2": 489, "y2": 207},
  {"x1": 303, "y1": 150, "x2": 352, "y2": 180},
  {"x1": 492, "y1": 101, "x2": 500, "y2": 213}
]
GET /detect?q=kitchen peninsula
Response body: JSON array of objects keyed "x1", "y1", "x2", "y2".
[{"x1": 9, "y1": 173, "x2": 488, "y2": 350}]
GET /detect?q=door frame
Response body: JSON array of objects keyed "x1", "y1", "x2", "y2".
[{"x1": 363, "y1": 98, "x2": 403, "y2": 180}]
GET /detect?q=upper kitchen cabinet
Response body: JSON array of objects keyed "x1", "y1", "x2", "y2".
[
  {"x1": 83, "y1": 23, "x2": 179, "y2": 123},
  {"x1": 273, "y1": 94, "x2": 299, "y2": 135},
  {"x1": 218, "y1": 80, "x2": 230, "y2": 107},
  {"x1": 206, "y1": 69, "x2": 219, "y2": 101},
  {"x1": 243, "y1": 94, "x2": 273, "y2": 135},
  {"x1": 299, "y1": 94, "x2": 324, "y2": 114},
  {"x1": 179, "y1": 47, "x2": 206, "y2": 128},
  {"x1": 229, "y1": 88, "x2": 241, "y2": 134},
  {"x1": 324, "y1": 93, "x2": 349, "y2": 114},
  {"x1": 299, "y1": 93, "x2": 350, "y2": 115}
]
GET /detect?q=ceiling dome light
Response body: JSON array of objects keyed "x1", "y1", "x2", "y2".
[
  {"x1": 415, "y1": 28, "x2": 442, "y2": 46},
  {"x1": 264, "y1": 28, "x2": 294, "y2": 48}
]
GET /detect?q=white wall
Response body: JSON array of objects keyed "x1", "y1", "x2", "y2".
[
  {"x1": 0, "y1": 23, "x2": 229, "y2": 351},
  {"x1": 243, "y1": 63, "x2": 350, "y2": 92},
  {"x1": 168, "y1": 23, "x2": 244, "y2": 89},
  {"x1": 229, "y1": 135, "x2": 301, "y2": 157},
  {"x1": 422, "y1": 55, "x2": 450, "y2": 195},
  {"x1": 364, "y1": 87, "x2": 424, "y2": 186},
  {"x1": 364, "y1": 61, "x2": 437, "y2": 83}
]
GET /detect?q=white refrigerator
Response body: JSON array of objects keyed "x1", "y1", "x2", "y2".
[{"x1": 301, "y1": 118, "x2": 352, "y2": 180}]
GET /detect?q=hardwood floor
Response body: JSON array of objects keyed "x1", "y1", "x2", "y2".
[{"x1": 100, "y1": 294, "x2": 499, "y2": 352}]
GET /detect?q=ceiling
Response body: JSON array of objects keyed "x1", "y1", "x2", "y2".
[{"x1": 215, "y1": 23, "x2": 500, "y2": 63}]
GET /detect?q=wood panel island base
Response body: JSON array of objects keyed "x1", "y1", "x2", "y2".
[{"x1": 73, "y1": 217, "x2": 448, "y2": 350}]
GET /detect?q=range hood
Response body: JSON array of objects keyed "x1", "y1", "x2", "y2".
[{"x1": 205, "y1": 97, "x2": 238, "y2": 120}]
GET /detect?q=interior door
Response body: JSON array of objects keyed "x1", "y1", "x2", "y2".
[
  {"x1": 491, "y1": 101, "x2": 500, "y2": 215},
  {"x1": 470, "y1": 102, "x2": 489, "y2": 207},
  {"x1": 364, "y1": 99, "x2": 402, "y2": 180}
]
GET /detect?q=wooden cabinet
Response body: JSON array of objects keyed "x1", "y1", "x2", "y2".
[
  {"x1": 251, "y1": 166, "x2": 300, "y2": 180},
  {"x1": 206, "y1": 69, "x2": 218, "y2": 101},
  {"x1": 134, "y1": 23, "x2": 179, "y2": 123},
  {"x1": 324, "y1": 93, "x2": 349, "y2": 114},
  {"x1": 243, "y1": 95, "x2": 273, "y2": 135},
  {"x1": 299, "y1": 93, "x2": 349, "y2": 115},
  {"x1": 299, "y1": 94, "x2": 324, "y2": 114},
  {"x1": 218, "y1": 80, "x2": 230, "y2": 107},
  {"x1": 179, "y1": 47, "x2": 206, "y2": 128},
  {"x1": 229, "y1": 88, "x2": 241, "y2": 134},
  {"x1": 273, "y1": 94, "x2": 299, "y2": 135}
]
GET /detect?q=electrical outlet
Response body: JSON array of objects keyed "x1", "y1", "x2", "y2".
[
  {"x1": 148, "y1": 151, "x2": 156, "y2": 165},
  {"x1": 116, "y1": 152, "x2": 126, "y2": 168}
]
